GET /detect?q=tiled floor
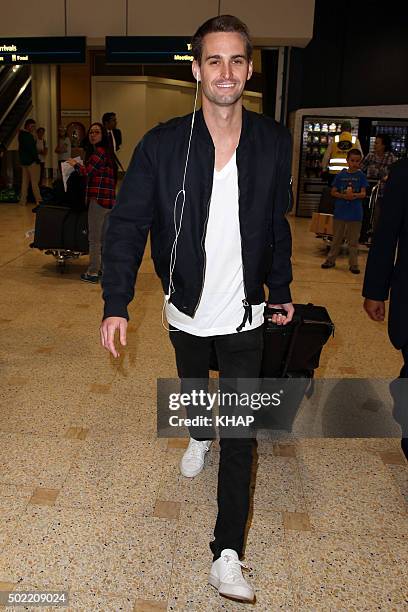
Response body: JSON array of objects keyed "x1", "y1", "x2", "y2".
[{"x1": 0, "y1": 204, "x2": 407, "y2": 611}]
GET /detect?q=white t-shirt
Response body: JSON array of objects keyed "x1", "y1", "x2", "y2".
[
  {"x1": 36, "y1": 138, "x2": 47, "y2": 163},
  {"x1": 108, "y1": 130, "x2": 116, "y2": 151},
  {"x1": 166, "y1": 152, "x2": 264, "y2": 336}
]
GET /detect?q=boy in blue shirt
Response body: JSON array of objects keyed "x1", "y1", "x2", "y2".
[{"x1": 322, "y1": 148, "x2": 368, "y2": 274}]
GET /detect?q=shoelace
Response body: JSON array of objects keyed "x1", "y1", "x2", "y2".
[
  {"x1": 221, "y1": 555, "x2": 247, "y2": 583},
  {"x1": 188, "y1": 440, "x2": 208, "y2": 459}
]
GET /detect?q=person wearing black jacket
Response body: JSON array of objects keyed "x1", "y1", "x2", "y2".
[
  {"x1": 363, "y1": 158, "x2": 408, "y2": 460},
  {"x1": 100, "y1": 15, "x2": 293, "y2": 603},
  {"x1": 18, "y1": 118, "x2": 42, "y2": 206},
  {"x1": 102, "y1": 112, "x2": 122, "y2": 152}
]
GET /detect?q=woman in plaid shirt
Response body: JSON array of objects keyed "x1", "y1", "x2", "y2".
[{"x1": 68, "y1": 122, "x2": 117, "y2": 283}]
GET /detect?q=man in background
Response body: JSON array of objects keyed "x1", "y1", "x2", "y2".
[
  {"x1": 18, "y1": 118, "x2": 42, "y2": 206},
  {"x1": 102, "y1": 112, "x2": 122, "y2": 152}
]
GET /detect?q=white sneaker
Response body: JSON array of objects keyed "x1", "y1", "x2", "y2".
[
  {"x1": 209, "y1": 549, "x2": 255, "y2": 603},
  {"x1": 179, "y1": 438, "x2": 212, "y2": 477}
]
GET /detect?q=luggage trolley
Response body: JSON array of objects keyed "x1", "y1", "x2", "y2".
[
  {"x1": 30, "y1": 204, "x2": 89, "y2": 273},
  {"x1": 365, "y1": 181, "x2": 381, "y2": 246},
  {"x1": 309, "y1": 185, "x2": 335, "y2": 247},
  {"x1": 29, "y1": 177, "x2": 88, "y2": 273}
]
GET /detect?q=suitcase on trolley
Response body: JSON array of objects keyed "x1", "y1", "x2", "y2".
[{"x1": 31, "y1": 205, "x2": 89, "y2": 253}]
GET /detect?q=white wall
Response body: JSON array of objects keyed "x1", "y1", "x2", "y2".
[
  {"x1": 92, "y1": 76, "x2": 262, "y2": 169},
  {"x1": 92, "y1": 78, "x2": 147, "y2": 170},
  {"x1": 0, "y1": 0, "x2": 65, "y2": 36},
  {"x1": 0, "y1": 0, "x2": 315, "y2": 47},
  {"x1": 128, "y1": 0, "x2": 219, "y2": 37},
  {"x1": 67, "y1": 0, "x2": 127, "y2": 37}
]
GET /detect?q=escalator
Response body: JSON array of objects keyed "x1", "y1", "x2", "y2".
[
  {"x1": 0, "y1": 64, "x2": 32, "y2": 148},
  {"x1": 0, "y1": 65, "x2": 32, "y2": 199}
]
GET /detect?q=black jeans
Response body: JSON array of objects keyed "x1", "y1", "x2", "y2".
[{"x1": 169, "y1": 325, "x2": 263, "y2": 560}]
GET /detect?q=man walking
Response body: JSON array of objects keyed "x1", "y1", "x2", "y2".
[
  {"x1": 100, "y1": 15, "x2": 293, "y2": 602},
  {"x1": 363, "y1": 158, "x2": 408, "y2": 460},
  {"x1": 18, "y1": 118, "x2": 42, "y2": 206}
]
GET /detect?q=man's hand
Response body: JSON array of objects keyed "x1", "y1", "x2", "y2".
[
  {"x1": 363, "y1": 298, "x2": 385, "y2": 322},
  {"x1": 100, "y1": 316, "x2": 128, "y2": 358},
  {"x1": 66, "y1": 158, "x2": 78, "y2": 167},
  {"x1": 267, "y1": 302, "x2": 295, "y2": 326}
]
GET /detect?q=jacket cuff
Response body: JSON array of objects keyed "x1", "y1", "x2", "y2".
[
  {"x1": 103, "y1": 296, "x2": 130, "y2": 321},
  {"x1": 362, "y1": 288, "x2": 389, "y2": 302},
  {"x1": 267, "y1": 285, "x2": 292, "y2": 305}
]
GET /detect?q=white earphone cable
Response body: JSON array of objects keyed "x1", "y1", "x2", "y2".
[{"x1": 162, "y1": 77, "x2": 200, "y2": 332}]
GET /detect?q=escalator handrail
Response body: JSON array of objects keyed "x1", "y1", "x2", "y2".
[
  {"x1": 0, "y1": 75, "x2": 32, "y2": 127},
  {"x1": 0, "y1": 66, "x2": 17, "y2": 98}
]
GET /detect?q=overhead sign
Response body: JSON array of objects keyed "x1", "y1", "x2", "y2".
[
  {"x1": 0, "y1": 37, "x2": 86, "y2": 64},
  {"x1": 106, "y1": 37, "x2": 193, "y2": 64}
]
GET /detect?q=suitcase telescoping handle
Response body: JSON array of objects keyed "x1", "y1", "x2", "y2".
[
  {"x1": 265, "y1": 306, "x2": 302, "y2": 377},
  {"x1": 280, "y1": 318, "x2": 302, "y2": 377}
]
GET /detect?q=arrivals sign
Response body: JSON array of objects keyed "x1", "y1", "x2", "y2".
[
  {"x1": 0, "y1": 37, "x2": 86, "y2": 64},
  {"x1": 106, "y1": 37, "x2": 193, "y2": 64}
]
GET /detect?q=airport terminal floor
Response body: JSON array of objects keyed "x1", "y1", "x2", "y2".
[{"x1": 0, "y1": 204, "x2": 407, "y2": 611}]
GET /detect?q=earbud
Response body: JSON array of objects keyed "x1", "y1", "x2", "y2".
[{"x1": 195, "y1": 72, "x2": 200, "y2": 82}]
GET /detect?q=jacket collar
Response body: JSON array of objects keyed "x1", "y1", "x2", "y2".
[{"x1": 195, "y1": 106, "x2": 252, "y2": 147}]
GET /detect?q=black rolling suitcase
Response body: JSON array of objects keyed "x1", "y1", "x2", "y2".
[
  {"x1": 209, "y1": 303, "x2": 334, "y2": 375},
  {"x1": 261, "y1": 303, "x2": 334, "y2": 378},
  {"x1": 31, "y1": 205, "x2": 89, "y2": 253},
  {"x1": 208, "y1": 304, "x2": 334, "y2": 431},
  {"x1": 259, "y1": 303, "x2": 334, "y2": 431}
]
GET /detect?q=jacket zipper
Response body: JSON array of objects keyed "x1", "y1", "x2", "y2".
[
  {"x1": 193, "y1": 192, "x2": 212, "y2": 315},
  {"x1": 238, "y1": 184, "x2": 248, "y2": 303},
  {"x1": 236, "y1": 183, "x2": 253, "y2": 332}
]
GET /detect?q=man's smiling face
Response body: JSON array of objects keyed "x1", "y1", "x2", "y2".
[{"x1": 193, "y1": 32, "x2": 253, "y2": 107}]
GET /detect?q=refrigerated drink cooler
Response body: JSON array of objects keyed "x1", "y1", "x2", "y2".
[
  {"x1": 296, "y1": 116, "x2": 359, "y2": 218},
  {"x1": 296, "y1": 116, "x2": 408, "y2": 218}
]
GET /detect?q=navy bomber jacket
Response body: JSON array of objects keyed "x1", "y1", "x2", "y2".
[{"x1": 102, "y1": 108, "x2": 293, "y2": 321}]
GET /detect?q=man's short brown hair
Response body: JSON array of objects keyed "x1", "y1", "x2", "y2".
[{"x1": 191, "y1": 15, "x2": 253, "y2": 65}]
